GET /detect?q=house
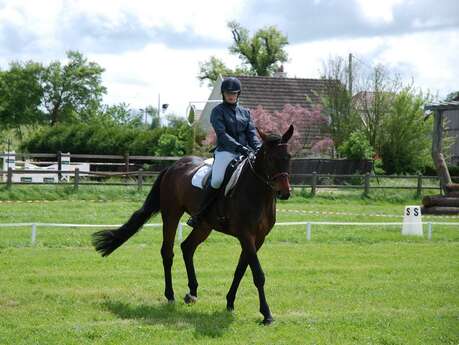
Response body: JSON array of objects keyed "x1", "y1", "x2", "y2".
[{"x1": 198, "y1": 74, "x2": 333, "y2": 152}]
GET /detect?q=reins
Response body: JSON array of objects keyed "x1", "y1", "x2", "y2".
[
  {"x1": 245, "y1": 143, "x2": 290, "y2": 190},
  {"x1": 246, "y1": 155, "x2": 273, "y2": 189}
]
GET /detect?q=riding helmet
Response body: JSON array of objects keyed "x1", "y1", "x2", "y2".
[{"x1": 221, "y1": 77, "x2": 241, "y2": 94}]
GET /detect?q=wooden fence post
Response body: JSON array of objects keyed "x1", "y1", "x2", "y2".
[
  {"x1": 137, "y1": 168, "x2": 143, "y2": 191},
  {"x1": 57, "y1": 151, "x2": 62, "y2": 182},
  {"x1": 364, "y1": 173, "x2": 370, "y2": 196},
  {"x1": 124, "y1": 152, "x2": 130, "y2": 185},
  {"x1": 6, "y1": 167, "x2": 12, "y2": 189},
  {"x1": 124, "y1": 152, "x2": 130, "y2": 173},
  {"x1": 311, "y1": 172, "x2": 317, "y2": 196},
  {"x1": 416, "y1": 173, "x2": 423, "y2": 197},
  {"x1": 74, "y1": 168, "x2": 80, "y2": 190}
]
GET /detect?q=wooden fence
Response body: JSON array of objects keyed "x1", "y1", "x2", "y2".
[
  {"x1": 0, "y1": 167, "x2": 448, "y2": 197},
  {"x1": 1, "y1": 152, "x2": 179, "y2": 173}
]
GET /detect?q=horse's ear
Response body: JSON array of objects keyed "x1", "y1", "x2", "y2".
[
  {"x1": 256, "y1": 127, "x2": 268, "y2": 142},
  {"x1": 281, "y1": 124, "x2": 294, "y2": 143}
]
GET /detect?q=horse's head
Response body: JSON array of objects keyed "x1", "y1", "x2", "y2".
[{"x1": 256, "y1": 125, "x2": 294, "y2": 200}]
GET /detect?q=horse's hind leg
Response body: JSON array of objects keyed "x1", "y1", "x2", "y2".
[
  {"x1": 181, "y1": 224, "x2": 212, "y2": 303},
  {"x1": 160, "y1": 209, "x2": 183, "y2": 302}
]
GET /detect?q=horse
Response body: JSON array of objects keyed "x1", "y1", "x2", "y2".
[{"x1": 92, "y1": 125, "x2": 294, "y2": 325}]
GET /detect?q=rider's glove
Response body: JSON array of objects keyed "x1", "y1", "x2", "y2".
[{"x1": 237, "y1": 145, "x2": 251, "y2": 156}]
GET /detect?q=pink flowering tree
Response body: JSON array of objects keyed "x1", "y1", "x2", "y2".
[{"x1": 202, "y1": 104, "x2": 333, "y2": 156}]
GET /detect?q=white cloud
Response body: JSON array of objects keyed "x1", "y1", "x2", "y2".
[
  {"x1": 0, "y1": 0, "x2": 457, "y2": 120},
  {"x1": 355, "y1": 0, "x2": 404, "y2": 24},
  {"x1": 89, "y1": 44, "x2": 237, "y2": 116},
  {"x1": 284, "y1": 29, "x2": 459, "y2": 98}
]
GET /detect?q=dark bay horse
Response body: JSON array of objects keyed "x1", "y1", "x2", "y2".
[{"x1": 92, "y1": 125, "x2": 294, "y2": 324}]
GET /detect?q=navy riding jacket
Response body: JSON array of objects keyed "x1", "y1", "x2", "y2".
[{"x1": 210, "y1": 102, "x2": 262, "y2": 154}]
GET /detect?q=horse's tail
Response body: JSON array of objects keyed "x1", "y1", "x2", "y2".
[{"x1": 92, "y1": 168, "x2": 168, "y2": 257}]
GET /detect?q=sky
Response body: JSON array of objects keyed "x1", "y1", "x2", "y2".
[{"x1": 0, "y1": 0, "x2": 458, "y2": 119}]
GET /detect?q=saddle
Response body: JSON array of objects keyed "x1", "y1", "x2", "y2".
[
  {"x1": 191, "y1": 155, "x2": 248, "y2": 227},
  {"x1": 191, "y1": 155, "x2": 247, "y2": 197}
]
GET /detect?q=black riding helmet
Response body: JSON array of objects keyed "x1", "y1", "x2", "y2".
[{"x1": 221, "y1": 77, "x2": 241, "y2": 95}]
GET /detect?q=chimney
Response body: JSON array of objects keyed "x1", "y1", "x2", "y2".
[{"x1": 273, "y1": 65, "x2": 287, "y2": 78}]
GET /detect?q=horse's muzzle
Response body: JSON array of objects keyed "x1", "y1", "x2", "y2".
[{"x1": 275, "y1": 174, "x2": 291, "y2": 200}]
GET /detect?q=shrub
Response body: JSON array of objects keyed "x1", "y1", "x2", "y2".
[
  {"x1": 20, "y1": 122, "x2": 191, "y2": 156},
  {"x1": 338, "y1": 130, "x2": 374, "y2": 160}
]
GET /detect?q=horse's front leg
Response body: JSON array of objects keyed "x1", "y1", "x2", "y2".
[
  {"x1": 180, "y1": 225, "x2": 211, "y2": 303},
  {"x1": 241, "y1": 236, "x2": 273, "y2": 325},
  {"x1": 226, "y1": 252, "x2": 248, "y2": 311}
]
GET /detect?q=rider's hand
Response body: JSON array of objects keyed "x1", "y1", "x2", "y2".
[{"x1": 238, "y1": 145, "x2": 251, "y2": 156}]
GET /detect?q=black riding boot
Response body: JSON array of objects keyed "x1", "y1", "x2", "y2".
[{"x1": 186, "y1": 186, "x2": 220, "y2": 228}]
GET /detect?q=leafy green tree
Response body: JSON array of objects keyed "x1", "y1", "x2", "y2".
[
  {"x1": 338, "y1": 130, "x2": 374, "y2": 160},
  {"x1": 0, "y1": 61, "x2": 45, "y2": 131},
  {"x1": 379, "y1": 88, "x2": 432, "y2": 174},
  {"x1": 228, "y1": 21, "x2": 288, "y2": 76},
  {"x1": 198, "y1": 22, "x2": 288, "y2": 85},
  {"x1": 100, "y1": 103, "x2": 144, "y2": 127},
  {"x1": 41, "y1": 51, "x2": 106, "y2": 125},
  {"x1": 198, "y1": 56, "x2": 252, "y2": 87},
  {"x1": 445, "y1": 91, "x2": 459, "y2": 101},
  {"x1": 101, "y1": 103, "x2": 133, "y2": 124}
]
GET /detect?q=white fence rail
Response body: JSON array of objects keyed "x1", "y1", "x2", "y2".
[{"x1": 1, "y1": 221, "x2": 458, "y2": 245}]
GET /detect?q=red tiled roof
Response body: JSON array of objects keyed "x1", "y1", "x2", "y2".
[{"x1": 235, "y1": 76, "x2": 332, "y2": 113}]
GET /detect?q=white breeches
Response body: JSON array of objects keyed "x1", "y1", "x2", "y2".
[{"x1": 211, "y1": 150, "x2": 238, "y2": 188}]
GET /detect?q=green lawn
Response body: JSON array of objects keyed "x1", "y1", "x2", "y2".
[{"x1": 0, "y1": 196, "x2": 458, "y2": 344}]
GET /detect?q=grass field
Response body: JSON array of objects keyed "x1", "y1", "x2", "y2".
[{"x1": 0, "y1": 191, "x2": 458, "y2": 344}]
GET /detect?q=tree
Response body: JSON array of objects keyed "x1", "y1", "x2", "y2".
[
  {"x1": 445, "y1": 91, "x2": 459, "y2": 101},
  {"x1": 41, "y1": 51, "x2": 106, "y2": 125},
  {"x1": 198, "y1": 22, "x2": 288, "y2": 85},
  {"x1": 197, "y1": 57, "x2": 252, "y2": 87},
  {"x1": 228, "y1": 21, "x2": 288, "y2": 76},
  {"x1": 0, "y1": 61, "x2": 45, "y2": 131},
  {"x1": 320, "y1": 56, "x2": 361, "y2": 148},
  {"x1": 379, "y1": 88, "x2": 433, "y2": 174},
  {"x1": 337, "y1": 130, "x2": 374, "y2": 160},
  {"x1": 355, "y1": 64, "x2": 402, "y2": 153}
]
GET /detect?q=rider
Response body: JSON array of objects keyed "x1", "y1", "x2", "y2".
[{"x1": 187, "y1": 77, "x2": 262, "y2": 228}]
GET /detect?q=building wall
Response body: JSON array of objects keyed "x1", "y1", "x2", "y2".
[{"x1": 444, "y1": 109, "x2": 459, "y2": 165}]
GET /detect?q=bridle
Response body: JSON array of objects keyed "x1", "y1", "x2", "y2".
[{"x1": 246, "y1": 143, "x2": 290, "y2": 190}]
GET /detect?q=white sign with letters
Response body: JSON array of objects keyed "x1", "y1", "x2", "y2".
[{"x1": 402, "y1": 206, "x2": 423, "y2": 236}]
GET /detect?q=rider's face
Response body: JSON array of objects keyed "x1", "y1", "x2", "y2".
[{"x1": 223, "y1": 91, "x2": 238, "y2": 104}]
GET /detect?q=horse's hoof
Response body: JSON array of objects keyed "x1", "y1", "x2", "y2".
[
  {"x1": 184, "y1": 293, "x2": 197, "y2": 304},
  {"x1": 226, "y1": 304, "x2": 234, "y2": 312},
  {"x1": 261, "y1": 317, "x2": 274, "y2": 325},
  {"x1": 167, "y1": 299, "x2": 175, "y2": 304}
]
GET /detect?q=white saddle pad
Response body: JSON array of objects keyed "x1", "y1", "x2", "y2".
[
  {"x1": 191, "y1": 159, "x2": 213, "y2": 189},
  {"x1": 191, "y1": 158, "x2": 247, "y2": 196}
]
